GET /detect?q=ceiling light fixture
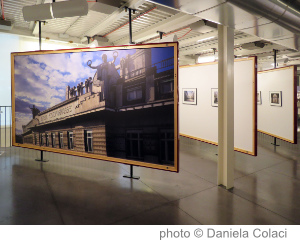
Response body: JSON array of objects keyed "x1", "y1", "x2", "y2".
[{"x1": 197, "y1": 36, "x2": 216, "y2": 42}]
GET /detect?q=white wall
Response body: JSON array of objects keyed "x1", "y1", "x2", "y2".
[
  {"x1": 0, "y1": 33, "x2": 20, "y2": 106},
  {"x1": 257, "y1": 66, "x2": 296, "y2": 143},
  {"x1": 179, "y1": 57, "x2": 257, "y2": 155}
]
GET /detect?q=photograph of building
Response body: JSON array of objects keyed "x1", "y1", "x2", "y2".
[{"x1": 14, "y1": 45, "x2": 177, "y2": 167}]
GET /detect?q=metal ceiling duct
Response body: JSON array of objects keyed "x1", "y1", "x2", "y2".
[
  {"x1": 228, "y1": 0, "x2": 300, "y2": 34},
  {"x1": 147, "y1": 0, "x2": 300, "y2": 50},
  {"x1": 23, "y1": 0, "x2": 88, "y2": 21},
  {"x1": 148, "y1": 0, "x2": 300, "y2": 34}
]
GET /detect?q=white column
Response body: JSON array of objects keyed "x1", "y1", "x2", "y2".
[{"x1": 217, "y1": 24, "x2": 235, "y2": 189}]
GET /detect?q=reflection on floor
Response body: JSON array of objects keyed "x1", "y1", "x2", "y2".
[{"x1": 0, "y1": 132, "x2": 299, "y2": 225}]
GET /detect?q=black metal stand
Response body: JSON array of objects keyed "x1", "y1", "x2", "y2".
[
  {"x1": 271, "y1": 137, "x2": 280, "y2": 146},
  {"x1": 125, "y1": 7, "x2": 135, "y2": 44},
  {"x1": 38, "y1": 21, "x2": 46, "y2": 50},
  {"x1": 158, "y1": 31, "x2": 164, "y2": 40},
  {"x1": 123, "y1": 165, "x2": 140, "y2": 180},
  {"x1": 35, "y1": 150, "x2": 49, "y2": 162},
  {"x1": 273, "y1": 49, "x2": 278, "y2": 68},
  {"x1": 128, "y1": 8, "x2": 133, "y2": 44},
  {"x1": 39, "y1": 21, "x2": 42, "y2": 50}
]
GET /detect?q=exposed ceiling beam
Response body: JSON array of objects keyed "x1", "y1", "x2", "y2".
[
  {"x1": 113, "y1": 12, "x2": 200, "y2": 45},
  {"x1": 179, "y1": 31, "x2": 218, "y2": 47},
  {"x1": 180, "y1": 35, "x2": 262, "y2": 56},
  {"x1": 0, "y1": 26, "x2": 84, "y2": 46},
  {"x1": 234, "y1": 44, "x2": 285, "y2": 57},
  {"x1": 82, "y1": 0, "x2": 146, "y2": 39}
]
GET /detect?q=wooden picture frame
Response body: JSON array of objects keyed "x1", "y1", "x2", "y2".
[{"x1": 11, "y1": 42, "x2": 179, "y2": 172}]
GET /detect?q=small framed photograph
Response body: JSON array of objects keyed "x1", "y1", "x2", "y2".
[
  {"x1": 269, "y1": 91, "x2": 282, "y2": 106},
  {"x1": 257, "y1": 91, "x2": 262, "y2": 105},
  {"x1": 182, "y1": 88, "x2": 197, "y2": 105},
  {"x1": 211, "y1": 88, "x2": 218, "y2": 107}
]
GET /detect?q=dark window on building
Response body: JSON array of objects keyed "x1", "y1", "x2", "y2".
[
  {"x1": 34, "y1": 134, "x2": 37, "y2": 145},
  {"x1": 67, "y1": 131, "x2": 74, "y2": 150},
  {"x1": 84, "y1": 130, "x2": 93, "y2": 152},
  {"x1": 59, "y1": 132, "x2": 64, "y2": 148},
  {"x1": 45, "y1": 133, "x2": 49, "y2": 147},
  {"x1": 127, "y1": 86, "x2": 142, "y2": 101},
  {"x1": 160, "y1": 130, "x2": 174, "y2": 164},
  {"x1": 160, "y1": 80, "x2": 173, "y2": 94},
  {"x1": 40, "y1": 133, "x2": 44, "y2": 146},
  {"x1": 126, "y1": 130, "x2": 143, "y2": 160},
  {"x1": 51, "y1": 133, "x2": 56, "y2": 147}
]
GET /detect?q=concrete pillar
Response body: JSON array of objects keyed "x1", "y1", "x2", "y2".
[{"x1": 217, "y1": 24, "x2": 235, "y2": 189}]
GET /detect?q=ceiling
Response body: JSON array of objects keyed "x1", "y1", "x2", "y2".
[{"x1": 0, "y1": 0, "x2": 300, "y2": 70}]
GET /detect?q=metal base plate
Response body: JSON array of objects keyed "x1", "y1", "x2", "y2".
[
  {"x1": 271, "y1": 143, "x2": 280, "y2": 146},
  {"x1": 123, "y1": 175, "x2": 140, "y2": 180},
  {"x1": 35, "y1": 159, "x2": 49, "y2": 162}
]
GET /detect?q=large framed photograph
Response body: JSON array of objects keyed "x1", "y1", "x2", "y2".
[
  {"x1": 257, "y1": 91, "x2": 262, "y2": 105},
  {"x1": 211, "y1": 88, "x2": 218, "y2": 107},
  {"x1": 11, "y1": 43, "x2": 179, "y2": 172},
  {"x1": 182, "y1": 88, "x2": 197, "y2": 105},
  {"x1": 269, "y1": 91, "x2": 282, "y2": 106}
]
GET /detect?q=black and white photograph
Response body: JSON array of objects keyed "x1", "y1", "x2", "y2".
[
  {"x1": 211, "y1": 88, "x2": 218, "y2": 107},
  {"x1": 182, "y1": 88, "x2": 197, "y2": 105},
  {"x1": 269, "y1": 91, "x2": 282, "y2": 106},
  {"x1": 12, "y1": 43, "x2": 178, "y2": 170}
]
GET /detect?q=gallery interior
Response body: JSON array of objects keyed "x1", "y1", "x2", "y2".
[{"x1": 0, "y1": 0, "x2": 300, "y2": 225}]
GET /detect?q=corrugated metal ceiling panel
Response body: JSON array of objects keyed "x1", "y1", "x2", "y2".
[
  {"x1": 105, "y1": 6, "x2": 175, "y2": 43},
  {"x1": 2, "y1": 0, "x2": 37, "y2": 30}
]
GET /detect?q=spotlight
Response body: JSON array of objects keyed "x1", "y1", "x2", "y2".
[{"x1": 23, "y1": 0, "x2": 88, "y2": 21}]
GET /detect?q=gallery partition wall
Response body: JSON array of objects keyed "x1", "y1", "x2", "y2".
[
  {"x1": 179, "y1": 57, "x2": 257, "y2": 156},
  {"x1": 11, "y1": 42, "x2": 179, "y2": 172},
  {"x1": 257, "y1": 66, "x2": 297, "y2": 144}
]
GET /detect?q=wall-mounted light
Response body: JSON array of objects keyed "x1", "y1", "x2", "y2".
[{"x1": 23, "y1": 0, "x2": 88, "y2": 21}]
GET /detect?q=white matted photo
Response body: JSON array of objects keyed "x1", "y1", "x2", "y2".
[
  {"x1": 257, "y1": 91, "x2": 262, "y2": 105},
  {"x1": 269, "y1": 91, "x2": 282, "y2": 106},
  {"x1": 211, "y1": 88, "x2": 218, "y2": 107},
  {"x1": 182, "y1": 88, "x2": 197, "y2": 105}
]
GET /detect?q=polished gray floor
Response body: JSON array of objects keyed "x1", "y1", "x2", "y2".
[{"x1": 0, "y1": 132, "x2": 299, "y2": 225}]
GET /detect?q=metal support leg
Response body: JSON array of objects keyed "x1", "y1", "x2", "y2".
[
  {"x1": 39, "y1": 21, "x2": 42, "y2": 50},
  {"x1": 128, "y1": 8, "x2": 133, "y2": 44},
  {"x1": 271, "y1": 137, "x2": 280, "y2": 146},
  {"x1": 35, "y1": 150, "x2": 49, "y2": 162},
  {"x1": 123, "y1": 165, "x2": 140, "y2": 180}
]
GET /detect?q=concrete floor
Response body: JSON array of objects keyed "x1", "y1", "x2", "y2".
[{"x1": 0, "y1": 132, "x2": 299, "y2": 225}]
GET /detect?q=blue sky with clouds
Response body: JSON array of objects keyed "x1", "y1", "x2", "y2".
[{"x1": 14, "y1": 46, "x2": 174, "y2": 133}]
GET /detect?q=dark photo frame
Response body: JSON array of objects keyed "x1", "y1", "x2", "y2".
[
  {"x1": 182, "y1": 88, "x2": 197, "y2": 105},
  {"x1": 211, "y1": 88, "x2": 218, "y2": 107}
]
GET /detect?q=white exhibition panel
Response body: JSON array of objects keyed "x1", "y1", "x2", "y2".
[
  {"x1": 257, "y1": 66, "x2": 296, "y2": 143},
  {"x1": 179, "y1": 57, "x2": 256, "y2": 155}
]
